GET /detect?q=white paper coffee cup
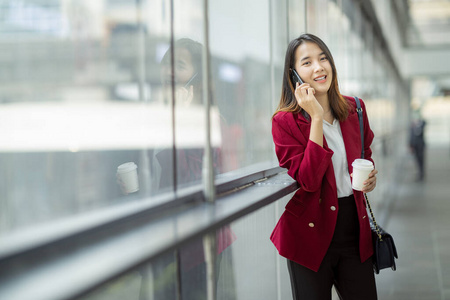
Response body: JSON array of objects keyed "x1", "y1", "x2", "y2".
[
  {"x1": 117, "y1": 162, "x2": 139, "y2": 194},
  {"x1": 351, "y1": 159, "x2": 374, "y2": 191}
]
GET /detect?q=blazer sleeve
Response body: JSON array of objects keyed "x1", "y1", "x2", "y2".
[{"x1": 272, "y1": 112, "x2": 333, "y2": 192}]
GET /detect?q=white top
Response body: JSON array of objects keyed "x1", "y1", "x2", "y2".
[{"x1": 323, "y1": 118, "x2": 353, "y2": 198}]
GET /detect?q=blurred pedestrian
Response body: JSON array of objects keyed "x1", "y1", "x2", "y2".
[{"x1": 409, "y1": 110, "x2": 426, "y2": 181}]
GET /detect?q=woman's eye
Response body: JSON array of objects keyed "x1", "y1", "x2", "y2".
[
  {"x1": 320, "y1": 57, "x2": 328, "y2": 61},
  {"x1": 176, "y1": 65, "x2": 186, "y2": 71},
  {"x1": 302, "y1": 61, "x2": 310, "y2": 66}
]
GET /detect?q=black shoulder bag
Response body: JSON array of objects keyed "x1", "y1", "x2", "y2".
[{"x1": 354, "y1": 96, "x2": 398, "y2": 274}]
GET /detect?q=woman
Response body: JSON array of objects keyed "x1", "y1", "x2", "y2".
[
  {"x1": 160, "y1": 37, "x2": 203, "y2": 107},
  {"x1": 157, "y1": 38, "x2": 224, "y2": 189},
  {"x1": 156, "y1": 38, "x2": 236, "y2": 300},
  {"x1": 271, "y1": 34, "x2": 378, "y2": 299}
]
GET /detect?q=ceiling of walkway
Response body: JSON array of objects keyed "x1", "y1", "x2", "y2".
[
  {"x1": 408, "y1": 0, "x2": 450, "y2": 47},
  {"x1": 407, "y1": 0, "x2": 450, "y2": 95}
]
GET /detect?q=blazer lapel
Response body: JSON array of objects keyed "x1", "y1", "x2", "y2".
[{"x1": 322, "y1": 136, "x2": 338, "y2": 195}]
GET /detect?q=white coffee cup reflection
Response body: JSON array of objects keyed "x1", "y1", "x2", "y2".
[
  {"x1": 116, "y1": 162, "x2": 139, "y2": 194},
  {"x1": 351, "y1": 159, "x2": 374, "y2": 191}
]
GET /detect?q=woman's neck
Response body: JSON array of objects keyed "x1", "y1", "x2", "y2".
[
  {"x1": 316, "y1": 93, "x2": 330, "y2": 113},
  {"x1": 316, "y1": 93, "x2": 334, "y2": 123}
]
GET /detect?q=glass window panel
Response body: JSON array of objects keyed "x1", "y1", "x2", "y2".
[
  {"x1": 209, "y1": 0, "x2": 274, "y2": 175},
  {"x1": 0, "y1": 0, "x2": 176, "y2": 235},
  {"x1": 288, "y1": 0, "x2": 306, "y2": 40},
  {"x1": 156, "y1": 0, "x2": 208, "y2": 191},
  {"x1": 271, "y1": 0, "x2": 289, "y2": 164},
  {"x1": 361, "y1": 21, "x2": 374, "y2": 100},
  {"x1": 226, "y1": 198, "x2": 291, "y2": 300},
  {"x1": 80, "y1": 251, "x2": 179, "y2": 300},
  {"x1": 338, "y1": 13, "x2": 352, "y2": 93},
  {"x1": 306, "y1": 0, "x2": 328, "y2": 39},
  {"x1": 77, "y1": 225, "x2": 237, "y2": 300},
  {"x1": 327, "y1": 0, "x2": 345, "y2": 92}
]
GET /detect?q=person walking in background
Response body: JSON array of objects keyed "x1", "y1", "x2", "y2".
[
  {"x1": 270, "y1": 33, "x2": 378, "y2": 299},
  {"x1": 409, "y1": 109, "x2": 426, "y2": 181}
]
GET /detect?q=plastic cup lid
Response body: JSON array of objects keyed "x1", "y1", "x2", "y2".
[
  {"x1": 117, "y1": 162, "x2": 137, "y2": 173},
  {"x1": 352, "y1": 159, "x2": 373, "y2": 169}
]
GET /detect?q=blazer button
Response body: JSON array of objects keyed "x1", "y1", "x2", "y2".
[
  {"x1": 308, "y1": 223, "x2": 315, "y2": 228},
  {"x1": 330, "y1": 206, "x2": 336, "y2": 211}
]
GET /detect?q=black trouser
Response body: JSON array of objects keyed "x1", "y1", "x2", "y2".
[
  {"x1": 287, "y1": 195, "x2": 377, "y2": 300},
  {"x1": 413, "y1": 144, "x2": 425, "y2": 180}
]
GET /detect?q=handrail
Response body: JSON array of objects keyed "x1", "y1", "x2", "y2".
[
  {"x1": 0, "y1": 166, "x2": 297, "y2": 300},
  {"x1": 0, "y1": 164, "x2": 282, "y2": 261}
]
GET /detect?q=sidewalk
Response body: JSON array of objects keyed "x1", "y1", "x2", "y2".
[{"x1": 376, "y1": 145, "x2": 450, "y2": 300}]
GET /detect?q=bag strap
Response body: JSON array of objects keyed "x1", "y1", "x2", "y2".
[
  {"x1": 354, "y1": 96, "x2": 364, "y2": 159},
  {"x1": 354, "y1": 96, "x2": 383, "y2": 241},
  {"x1": 365, "y1": 193, "x2": 383, "y2": 241}
]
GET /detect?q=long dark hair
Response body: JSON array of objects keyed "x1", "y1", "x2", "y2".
[{"x1": 273, "y1": 33, "x2": 348, "y2": 121}]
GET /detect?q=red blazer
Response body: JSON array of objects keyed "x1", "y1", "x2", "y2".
[{"x1": 270, "y1": 96, "x2": 375, "y2": 272}]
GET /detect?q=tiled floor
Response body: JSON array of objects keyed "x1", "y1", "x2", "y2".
[{"x1": 376, "y1": 145, "x2": 450, "y2": 300}]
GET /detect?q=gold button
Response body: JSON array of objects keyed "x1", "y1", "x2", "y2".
[
  {"x1": 330, "y1": 206, "x2": 336, "y2": 211},
  {"x1": 363, "y1": 216, "x2": 367, "y2": 219},
  {"x1": 309, "y1": 223, "x2": 315, "y2": 228}
]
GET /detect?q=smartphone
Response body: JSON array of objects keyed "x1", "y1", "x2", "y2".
[
  {"x1": 184, "y1": 72, "x2": 198, "y2": 88},
  {"x1": 291, "y1": 69, "x2": 304, "y2": 85}
]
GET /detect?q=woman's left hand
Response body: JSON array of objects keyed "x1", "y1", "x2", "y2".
[{"x1": 362, "y1": 169, "x2": 378, "y2": 193}]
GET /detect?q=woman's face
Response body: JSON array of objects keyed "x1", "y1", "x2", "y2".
[
  {"x1": 161, "y1": 48, "x2": 196, "y2": 87},
  {"x1": 294, "y1": 42, "x2": 332, "y2": 96}
]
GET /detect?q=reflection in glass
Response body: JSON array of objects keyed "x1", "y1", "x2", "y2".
[
  {"x1": 156, "y1": 38, "x2": 221, "y2": 191},
  {"x1": 80, "y1": 224, "x2": 237, "y2": 300},
  {"x1": 0, "y1": 1, "x2": 217, "y2": 234},
  {"x1": 209, "y1": 0, "x2": 273, "y2": 175}
]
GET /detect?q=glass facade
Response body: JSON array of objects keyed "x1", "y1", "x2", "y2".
[{"x1": 0, "y1": 0, "x2": 410, "y2": 299}]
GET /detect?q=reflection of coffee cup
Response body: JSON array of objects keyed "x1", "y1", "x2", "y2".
[
  {"x1": 351, "y1": 159, "x2": 374, "y2": 191},
  {"x1": 117, "y1": 162, "x2": 139, "y2": 194}
]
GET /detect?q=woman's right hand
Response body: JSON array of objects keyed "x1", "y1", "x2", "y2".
[
  {"x1": 294, "y1": 82, "x2": 323, "y2": 120},
  {"x1": 176, "y1": 85, "x2": 194, "y2": 106},
  {"x1": 295, "y1": 82, "x2": 324, "y2": 147}
]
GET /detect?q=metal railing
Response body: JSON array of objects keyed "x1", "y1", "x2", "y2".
[{"x1": 0, "y1": 165, "x2": 298, "y2": 300}]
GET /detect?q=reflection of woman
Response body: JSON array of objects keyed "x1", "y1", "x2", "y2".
[
  {"x1": 153, "y1": 38, "x2": 236, "y2": 300},
  {"x1": 160, "y1": 38, "x2": 203, "y2": 107},
  {"x1": 156, "y1": 38, "x2": 214, "y2": 190},
  {"x1": 271, "y1": 34, "x2": 378, "y2": 299},
  {"x1": 114, "y1": 39, "x2": 235, "y2": 299}
]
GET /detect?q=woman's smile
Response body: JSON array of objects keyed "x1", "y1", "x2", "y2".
[{"x1": 313, "y1": 75, "x2": 327, "y2": 83}]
